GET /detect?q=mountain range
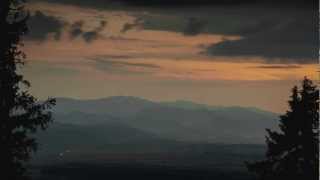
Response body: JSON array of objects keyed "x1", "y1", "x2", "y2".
[{"x1": 35, "y1": 96, "x2": 278, "y2": 157}]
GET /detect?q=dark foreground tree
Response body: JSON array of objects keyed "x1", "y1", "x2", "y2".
[
  {"x1": 247, "y1": 77, "x2": 319, "y2": 180},
  {"x1": 0, "y1": 0, "x2": 55, "y2": 179}
]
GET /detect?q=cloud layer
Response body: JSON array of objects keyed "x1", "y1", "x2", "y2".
[
  {"x1": 69, "y1": 20, "x2": 107, "y2": 43},
  {"x1": 27, "y1": 11, "x2": 65, "y2": 41},
  {"x1": 36, "y1": 0, "x2": 315, "y2": 7},
  {"x1": 206, "y1": 15, "x2": 318, "y2": 63},
  {"x1": 135, "y1": 6, "x2": 317, "y2": 63},
  {"x1": 90, "y1": 58, "x2": 161, "y2": 75}
]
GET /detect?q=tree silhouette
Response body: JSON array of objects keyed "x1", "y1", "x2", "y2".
[
  {"x1": 246, "y1": 77, "x2": 319, "y2": 180},
  {"x1": 0, "y1": 1, "x2": 55, "y2": 180}
]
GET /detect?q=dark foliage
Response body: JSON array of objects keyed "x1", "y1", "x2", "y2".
[
  {"x1": 32, "y1": 163, "x2": 255, "y2": 180},
  {"x1": 246, "y1": 77, "x2": 319, "y2": 180},
  {"x1": 0, "y1": 0, "x2": 55, "y2": 179},
  {"x1": 43, "y1": 0, "x2": 316, "y2": 7},
  {"x1": 118, "y1": 0, "x2": 316, "y2": 8}
]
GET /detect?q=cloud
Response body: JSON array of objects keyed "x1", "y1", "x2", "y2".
[
  {"x1": 99, "y1": 55, "x2": 135, "y2": 59},
  {"x1": 27, "y1": 10, "x2": 66, "y2": 41},
  {"x1": 82, "y1": 31, "x2": 100, "y2": 42},
  {"x1": 27, "y1": 12, "x2": 107, "y2": 43},
  {"x1": 96, "y1": 20, "x2": 108, "y2": 31},
  {"x1": 121, "y1": 17, "x2": 144, "y2": 33},
  {"x1": 69, "y1": 20, "x2": 107, "y2": 43},
  {"x1": 252, "y1": 65, "x2": 302, "y2": 69},
  {"x1": 108, "y1": 36, "x2": 158, "y2": 43},
  {"x1": 89, "y1": 57, "x2": 161, "y2": 75},
  {"x1": 119, "y1": 0, "x2": 315, "y2": 6},
  {"x1": 193, "y1": 68, "x2": 216, "y2": 72},
  {"x1": 121, "y1": 23, "x2": 140, "y2": 33},
  {"x1": 183, "y1": 17, "x2": 207, "y2": 36},
  {"x1": 121, "y1": 23, "x2": 138, "y2": 33},
  {"x1": 24, "y1": 60, "x2": 80, "y2": 76},
  {"x1": 30, "y1": 1, "x2": 316, "y2": 64},
  {"x1": 39, "y1": 0, "x2": 315, "y2": 7},
  {"x1": 92, "y1": 58, "x2": 161, "y2": 69},
  {"x1": 135, "y1": 6, "x2": 316, "y2": 63},
  {"x1": 206, "y1": 14, "x2": 318, "y2": 63},
  {"x1": 69, "y1": 20, "x2": 84, "y2": 39}
]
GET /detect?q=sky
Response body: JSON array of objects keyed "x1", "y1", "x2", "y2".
[{"x1": 22, "y1": 0, "x2": 318, "y2": 113}]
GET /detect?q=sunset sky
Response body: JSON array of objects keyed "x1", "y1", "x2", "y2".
[{"x1": 23, "y1": 0, "x2": 318, "y2": 113}]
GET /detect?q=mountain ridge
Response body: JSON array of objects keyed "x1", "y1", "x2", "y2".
[
  {"x1": 53, "y1": 96, "x2": 278, "y2": 115},
  {"x1": 50, "y1": 96, "x2": 278, "y2": 144}
]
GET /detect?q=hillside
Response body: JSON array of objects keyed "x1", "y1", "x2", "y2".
[{"x1": 51, "y1": 96, "x2": 278, "y2": 144}]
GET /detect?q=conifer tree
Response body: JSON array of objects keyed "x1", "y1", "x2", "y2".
[
  {"x1": 0, "y1": 0, "x2": 55, "y2": 179},
  {"x1": 247, "y1": 77, "x2": 319, "y2": 180}
]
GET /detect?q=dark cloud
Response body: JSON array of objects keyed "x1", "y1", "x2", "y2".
[
  {"x1": 33, "y1": 0, "x2": 115, "y2": 9},
  {"x1": 82, "y1": 31, "x2": 100, "y2": 42},
  {"x1": 121, "y1": 23, "x2": 137, "y2": 33},
  {"x1": 206, "y1": 12, "x2": 318, "y2": 63},
  {"x1": 89, "y1": 58, "x2": 161, "y2": 75},
  {"x1": 133, "y1": 5, "x2": 316, "y2": 63},
  {"x1": 121, "y1": 17, "x2": 143, "y2": 33},
  {"x1": 92, "y1": 58, "x2": 161, "y2": 69},
  {"x1": 121, "y1": 22, "x2": 140, "y2": 33},
  {"x1": 69, "y1": 20, "x2": 107, "y2": 43},
  {"x1": 30, "y1": 1, "x2": 316, "y2": 63},
  {"x1": 183, "y1": 17, "x2": 207, "y2": 36},
  {"x1": 27, "y1": 11, "x2": 65, "y2": 41},
  {"x1": 96, "y1": 20, "x2": 108, "y2": 31},
  {"x1": 131, "y1": 5, "x2": 316, "y2": 63},
  {"x1": 69, "y1": 20, "x2": 84, "y2": 39},
  {"x1": 119, "y1": 0, "x2": 315, "y2": 6},
  {"x1": 252, "y1": 65, "x2": 302, "y2": 69},
  {"x1": 138, "y1": 15, "x2": 207, "y2": 37},
  {"x1": 38, "y1": 0, "x2": 315, "y2": 7},
  {"x1": 108, "y1": 36, "x2": 158, "y2": 43}
]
